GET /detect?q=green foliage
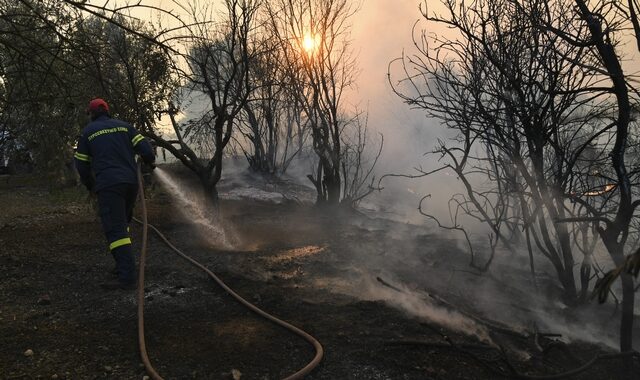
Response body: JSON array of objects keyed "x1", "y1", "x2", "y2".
[
  {"x1": 0, "y1": 1, "x2": 174, "y2": 185},
  {"x1": 0, "y1": 0, "x2": 81, "y2": 182},
  {"x1": 69, "y1": 14, "x2": 175, "y2": 132}
]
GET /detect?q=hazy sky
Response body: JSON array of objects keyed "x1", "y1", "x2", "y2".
[
  {"x1": 108, "y1": 0, "x2": 639, "y2": 174},
  {"x1": 116, "y1": 0, "x2": 438, "y2": 166},
  {"x1": 349, "y1": 1, "x2": 446, "y2": 171}
]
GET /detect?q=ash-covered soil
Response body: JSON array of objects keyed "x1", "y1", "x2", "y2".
[{"x1": 1, "y1": 168, "x2": 638, "y2": 380}]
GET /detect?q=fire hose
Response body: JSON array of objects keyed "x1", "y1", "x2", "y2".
[{"x1": 134, "y1": 164, "x2": 324, "y2": 379}]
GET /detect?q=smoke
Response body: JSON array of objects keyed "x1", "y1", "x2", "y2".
[
  {"x1": 153, "y1": 156, "x2": 636, "y2": 352},
  {"x1": 341, "y1": 2, "x2": 637, "y2": 352},
  {"x1": 317, "y1": 211, "x2": 639, "y2": 351},
  {"x1": 463, "y1": 253, "x2": 624, "y2": 350},
  {"x1": 153, "y1": 162, "x2": 495, "y2": 342},
  {"x1": 335, "y1": 0, "x2": 472, "y2": 226},
  {"x1": 355, "y1": 274, "x2": 493, "y2": 344},
  {"x1": 141, "y1": 0, "x2": 637, "y2": 353}
]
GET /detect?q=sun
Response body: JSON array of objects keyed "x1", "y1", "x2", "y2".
[{"x1": 302, "y1": 33, "x2": 317, "y2": 54}]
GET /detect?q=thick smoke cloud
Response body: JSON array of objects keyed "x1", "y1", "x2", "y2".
[{"x1": 344, "y1": 1, "x2": 466, "y2": 224}]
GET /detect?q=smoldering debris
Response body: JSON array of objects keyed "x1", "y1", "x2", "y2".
[
  {"x1": 359, "y1": 274, "x2": 494, "y2": 344},
  {"x1": 269, "y1": 245, "x2": 327, "y2": 263}
]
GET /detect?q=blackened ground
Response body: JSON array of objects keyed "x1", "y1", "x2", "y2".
[{"x1": 0, "y1": 171, "x2": 637, "y2": 380}]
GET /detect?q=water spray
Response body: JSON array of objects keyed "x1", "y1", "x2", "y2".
[{"x1": 153, "y1": 167, "x2": 235, "y2": 249}]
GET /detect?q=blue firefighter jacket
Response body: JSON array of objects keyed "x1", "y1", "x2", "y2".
[{"x1": 74, "y1": 115, "x2": 155, "y2": 192}]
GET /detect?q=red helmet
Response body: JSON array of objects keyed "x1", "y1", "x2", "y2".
[{"x1": 87, "y1": 98, "x2": 109, "y2": 113}]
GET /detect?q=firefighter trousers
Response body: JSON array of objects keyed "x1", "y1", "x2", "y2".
[{"x1": 97, "y1": 183, "x2": 138, "y2": 285}]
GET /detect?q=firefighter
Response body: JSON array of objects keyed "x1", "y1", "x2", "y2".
[{"x1": 74, "y1": 98, "x2": 155, "y2": 290}]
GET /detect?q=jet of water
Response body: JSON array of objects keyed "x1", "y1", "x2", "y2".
[{"x1": 153, "y1": 167, "x2": 235, "y2": 249}]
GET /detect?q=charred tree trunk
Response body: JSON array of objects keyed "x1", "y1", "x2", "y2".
[
  {"x1": 244, "y1": 106, "x2": 264, "y2": 172},
  {"x1": 578, "y1": 223, "x2": 594, "y2": 303},
  {"x1": 308, "y1": 158, "x2": 342, "y2": 206},
  {"x1": 530, "y1": 144, "x2": 578, "y2": 301},
  {"x1": 243, "y1": 102, "x2": 278, "y2": 174},
  {"x1": 199, "y1": 171, "x2": 219, "y2": 204},
  {"x1": 575, "y1": 0, "x2": 635, "y2": 354},
  {"x1": 601, "y1": 238, "x2": 636, "y2": 356},
  {"x1": 324, "y1": 165, "x2": 341, "y2": 205},
  {"x1": 619, "y1": 273, "x2": 635, "y2": 353},
  {"x1": 308, "y1": 160, "x2": 324, "y2": 204},
  {"x1": 207, "y1": 117, "x2": 230, "y2": 202}
]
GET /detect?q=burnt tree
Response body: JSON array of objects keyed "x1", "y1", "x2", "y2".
[
  {"x1": 390, "y1": 0, "x2": 640, "y2": 354},
  {"x1": 266, "y1": 0, "x2": 380, "y2": 206}
]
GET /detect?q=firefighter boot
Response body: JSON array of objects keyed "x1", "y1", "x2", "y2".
[
  {"x1": 101, "y1": 247, "x2": 136, "y2": 290},
  {"x1": 108, "y1": 252, "x2": 118, "y2": 277}
]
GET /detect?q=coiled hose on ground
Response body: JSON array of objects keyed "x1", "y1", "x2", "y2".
[{"x1": 134, "y1": 165, "x2": 324, "y2": 380}]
